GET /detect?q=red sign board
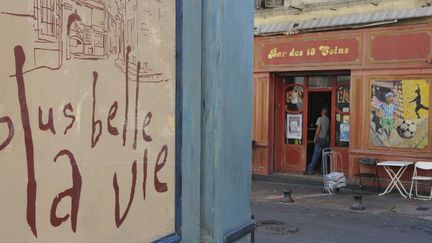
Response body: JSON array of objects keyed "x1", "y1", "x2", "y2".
[
  {"x1": 258, "y1": 37, "x2": 360, "y2": 67},
  {"x1": 371, "y1": 32, "x2": 431, "y2": 61}
]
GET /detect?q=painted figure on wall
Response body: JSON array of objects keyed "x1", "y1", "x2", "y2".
[
  {"x1": 378, "y1": 92, "x2": 398, "y2": 139},
  {"x1": 410, "y1": 84, "x2": 429, "y2": 119},
  {"x1": 370, "y1": 80, "x2": 429, "y2": 149}
]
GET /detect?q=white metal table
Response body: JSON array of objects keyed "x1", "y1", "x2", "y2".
[{"x1": 377, "y1": 161, "x2": 414, "y2": 198}]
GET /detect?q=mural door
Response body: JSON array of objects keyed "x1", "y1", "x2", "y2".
[{"x1": 274, "y1": 75, "x2": 306, "y2": 173}]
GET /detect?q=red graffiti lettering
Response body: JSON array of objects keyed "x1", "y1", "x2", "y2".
[
  {"x1": 154, "y1": 145, "x2": 168, "y2": 193},
  {"x1": 113, "y1": 160, "x2": 137, "y2": 228},
  {"x1": 122, "y1": 46, "x2": 132, "y2": 147},
  {"x1": 133, "y1": 61, "x2": 141, "y2": 150},
  {"x1": 142, "y1": 149, "x2": 148, "y2": 200},
  {"x1": 63, "y1": 103, "x2": 75, "y2": 135},
  {"x1": 0, "y1": 116, "x2": 14, "y2": 151},
  {"x1": 14, "y1": 45, "x2": 38, "y2": 237},
  {"x1": 38, "y1": 107, "x2": 56, "y2": 134},
  {"x1": 91, "y1": 71, "x2": 102, "y2": 148},
  {"x1": 50, "y1": 150, "x2": 82, "y2": 232},
  {"x1": 108, "y1": 101, "x2": 119, "y2": 136},
  {"x1": 142, "y1": 112, "x2": 153, "y2": 142}
]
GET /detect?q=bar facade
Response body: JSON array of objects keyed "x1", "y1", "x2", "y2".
[{"x1": 253, "y1": 22, "x2": 432, "y2": 179}]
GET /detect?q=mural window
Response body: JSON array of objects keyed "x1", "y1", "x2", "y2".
[
  {"x1": 127, "y1": 19, "x2": 136, "y2": 48},
  {"x1": 94, "y1": 34, "x2": 104, "y2": 48},
  {"x1": 40, "y1": 0, "x2": 56, "y2": 37},
  {"x1": 84, "y1": 26, "x2": 92, "y2": 44}
]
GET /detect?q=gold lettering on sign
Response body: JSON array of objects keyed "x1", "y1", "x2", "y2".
[
  {"x1": 266, "y1": 45, "x2": 350, "y2": 60},
  {"x1": 319, "y1": 46, "x2": 349, "y2": 56},
  {"x1": 289, "y1": 48, "x2": 303, "y2": 57},
  {"x1": 268, "y1": 48, "x2": 288, "y2": 59},
  {"x1": 306, "y1": 48, "x2": 316, "y2": 56}
]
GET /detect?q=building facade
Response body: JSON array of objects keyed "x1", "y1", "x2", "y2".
[
  {"x1": 0, "y1": 1, "x2": 254, "y2": 242},
  {"x1": 253, "y1": 0, "x2": 432, "y2": 179}
]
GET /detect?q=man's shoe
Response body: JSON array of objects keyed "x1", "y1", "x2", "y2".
[{"x1": 303, "y1": 171, "x2": 312, "y2": 175}]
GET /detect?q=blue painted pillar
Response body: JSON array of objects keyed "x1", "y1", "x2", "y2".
[
  {"x1": 180, "y1": 1, "x2": 253, "y2": 242},
  {"x1": 200, "y1": 1, "x2": 254, "y2": 242},
  {"x1": 180, "y1": 0, "x2": 202, "y2": 242}
]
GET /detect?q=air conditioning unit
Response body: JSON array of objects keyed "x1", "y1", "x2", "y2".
[{"x1": 265, "y1": 0, "x2": 284, "y2": 8}]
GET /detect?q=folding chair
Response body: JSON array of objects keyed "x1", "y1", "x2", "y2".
[{"x1": 409, "y1": 162, "x2": 432, "y2": 200}]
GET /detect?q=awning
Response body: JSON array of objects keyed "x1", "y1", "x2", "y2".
[{"x1": 255, "y1": 6, "x2": 432, "y2": 36}]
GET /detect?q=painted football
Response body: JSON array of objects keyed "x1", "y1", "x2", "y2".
[{"x1": 397, "y1": 120, "x2": 417, "y2": 139}]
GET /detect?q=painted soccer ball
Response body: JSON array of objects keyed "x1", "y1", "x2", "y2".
[{"x1": 397, "y1": 120, "x2": 416, "y2": 139}]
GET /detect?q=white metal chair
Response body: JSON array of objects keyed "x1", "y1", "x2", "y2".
[{"x1": 409, "y1": 162, "x2": 432, "y2": 200}]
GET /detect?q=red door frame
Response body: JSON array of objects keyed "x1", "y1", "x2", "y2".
[{"x1": 274, "y1": 74, "x2": 350, "y2": 174}]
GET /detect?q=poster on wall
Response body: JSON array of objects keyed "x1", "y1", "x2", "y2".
[
  {"x1": 336, "y1": 85, "x2": 350, "y2": 111},
  {"x1": 370, "y1": 80, "x2": 429, "y2": 149},
  {"x1": 286, "y1": 86, "x2": 304, "y2": 111},
  {"x1": 287, "y1": 114, "x2": 302, "y2": 139},
  {"x1": 340, "y1": 123, "x2": 350, "y2": 142},
  {"x1": 0, "y1": 1, "x2": 176, "y2": 242}
]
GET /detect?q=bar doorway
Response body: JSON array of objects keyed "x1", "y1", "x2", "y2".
[
  {"x1": 274, "y1": 72, "x2": 351, "y2": 175},
  {"x1": 306, "y1": 91, "x2": 331, "y2": 174}
]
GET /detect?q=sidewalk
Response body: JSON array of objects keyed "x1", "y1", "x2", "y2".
[{"x1": 252, "y1": 176, "x2": 432, "y2": 220}]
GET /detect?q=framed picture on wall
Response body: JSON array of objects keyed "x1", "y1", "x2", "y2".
[{"x1": 287, "y1": 114, "x2": 302, "y2": 139}]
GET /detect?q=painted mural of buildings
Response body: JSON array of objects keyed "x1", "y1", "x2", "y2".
[
  {"x1": 1, "y1": 0, "x2": 167, "y2": 82},
  {"x1": 113, "y1": 0, "x2": 167, "y2": 82},
  {"x1": 63, "y1": 0, "x2": 108, "y2": 59},
  {"x1": 34, "y1": 0, "x2": 117, "y2": 64},
  {"x1": 29, "y1": 0, "x2": 114, "y2": 66}
]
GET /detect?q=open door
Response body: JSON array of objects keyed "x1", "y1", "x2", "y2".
[
  {"x1": 274, "y1": 73, "x2": 351, "y2": 175},
  {"x1": 274, "y1": 75, "x2": 307, "y2": 173},
  {"x1": 306, "y1": 91, "x2": 332, "y2": 172}
]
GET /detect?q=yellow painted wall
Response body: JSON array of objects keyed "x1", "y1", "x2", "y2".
[{"x1": 402, "y1": 80, "x2": 430, "y2": 120}]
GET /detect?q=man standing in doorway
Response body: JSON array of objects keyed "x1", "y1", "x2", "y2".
[{"x1": 305, "y1": 108, "x2": 330, "y2": 175}]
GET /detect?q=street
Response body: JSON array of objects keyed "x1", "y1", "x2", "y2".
[
  {"x1": 252, "y1": 180, "x2": 432, "y2": 243},
  {"x1": 254, "y1": 202, "x2": 432, "y2": 243}
]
